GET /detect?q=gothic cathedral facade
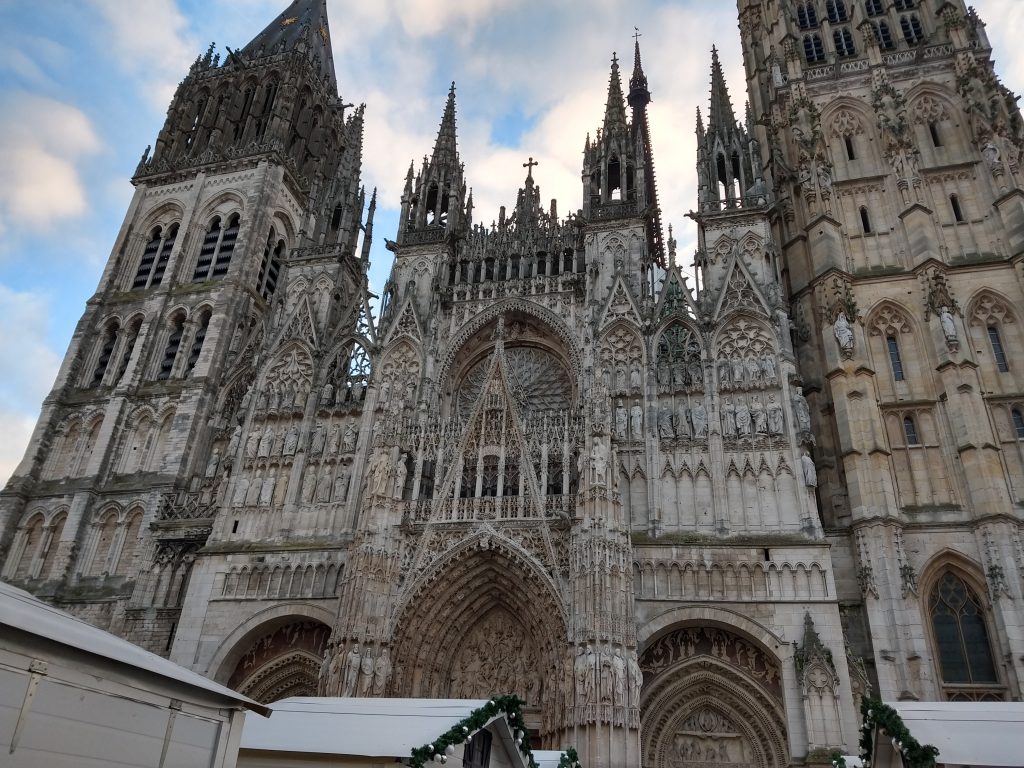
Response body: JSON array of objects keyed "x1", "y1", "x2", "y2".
[{"x1": 3, "y1": 1, "x2": 1024, "y2": 766}]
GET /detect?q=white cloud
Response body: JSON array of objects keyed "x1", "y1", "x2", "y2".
[
  {"x1": 0, "y1": 284, "x2": 61, "y2": 485},
  {"x1": 0, "y1": 93, "x2": 101, "y2": 233},
  {"x1": 87, "y1": 0, "x2": 199, "y2": 109}
]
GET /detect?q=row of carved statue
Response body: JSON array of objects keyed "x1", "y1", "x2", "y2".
[
  {"x1": 320, "y1": 642, "x2": 391, "y2": 697},
  {"x1": 225, "y1": 420, "x2": 359, "y2": 462}
]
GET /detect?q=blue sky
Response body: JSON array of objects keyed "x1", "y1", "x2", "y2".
[{"x1": 1, "y1": 0, "x2": 1023, "y2": 483}]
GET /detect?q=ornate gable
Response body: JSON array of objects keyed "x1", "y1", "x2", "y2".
[
  {"x1": 599, "y1": 274, "x2": 644, "y2": 330},
  {"x1": 713, "y1": 257, "x2": 770, "y2": 320}
]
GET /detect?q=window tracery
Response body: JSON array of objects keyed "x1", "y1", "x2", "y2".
[{"x1": 656, "y1": 323, "x2": 704, "y2": 394}]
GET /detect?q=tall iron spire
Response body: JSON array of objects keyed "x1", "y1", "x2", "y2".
[
  {"x1": 628, "y1": 32, "x2": 650, "y2": 109},
  {"x1": 707, "y1": 46, "x2": 736, "y2": 135},
  {"x1": 239, "y1": 0, "x2": 336, "y2": 90}
]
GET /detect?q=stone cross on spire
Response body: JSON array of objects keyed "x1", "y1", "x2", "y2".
[{"x1": 523, "y1": 156, "x2": 539, "y2": 180}]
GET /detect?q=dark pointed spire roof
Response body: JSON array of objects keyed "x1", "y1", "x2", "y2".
[
  {"x1": 628, "y1": 36, "x2": 650, "y2": 107},
  {"x1": 431, "y1": 82, "x2": 460, "y2": 170},
  {"x1": 239, "y1": 0, "x2": 336, "y2": 89},
  {"x1": 707, "y1": 46, "x2": 736, "y2": 134},
  {"x1": 603, "y1": 53, "x2": 628, "y2": 136}
]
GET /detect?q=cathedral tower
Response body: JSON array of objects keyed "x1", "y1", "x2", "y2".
[{"x1": 739, "y1": 0, "x2": 1024, "y2": 709}]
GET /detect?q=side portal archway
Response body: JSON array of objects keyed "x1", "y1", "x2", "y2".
[{"x1": 223, "y1": 617, "x2": 331, "y2": 704}]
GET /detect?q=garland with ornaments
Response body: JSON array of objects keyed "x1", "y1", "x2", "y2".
[
  {"x1": 831, "y1": 697, "x2": 939, "y2": 768},
  {"x1": 410, "y1": 695, "x2": 582, "y2": 768}
]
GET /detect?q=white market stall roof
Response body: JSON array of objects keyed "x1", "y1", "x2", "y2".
[
  {"x1": 884, "y1": 702, "x2": 1024, "y2": 767},
  {"x1": 241, "y1": 697, "x2": 519, "y2": 759},
  {"x1": 535, "y1": 750, "x2": 571, "y2": 768},
  {"x1": 0, "y1": 581, "x2": 268, "y2": 715}
]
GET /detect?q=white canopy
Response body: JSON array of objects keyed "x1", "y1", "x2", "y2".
[
  {"x1": 535, "y1": 750, "x2": 570, "y2": 768},
  {"x1": 883, "y1": 702, "x2": 1024, "y2": 767},
  {"x1": 241, "y1": 697, "x2": 520, "y2": 759},
  {"x1": 0, "y1": 581, "x2": 267, "y2": 715}
]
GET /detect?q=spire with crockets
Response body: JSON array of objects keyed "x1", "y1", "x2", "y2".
[{"x1": 238, "y1": 0, "x2": 336, "y2": 89}]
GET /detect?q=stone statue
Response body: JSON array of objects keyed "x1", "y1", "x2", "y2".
[
  {"x1": 612, "y1": 648, "x2": 626, "y2": 707},
  {"x1": 393, "y1": 453, "x2": 409, "y2": 499},
  {"x1": 691, "y1": 400, "x2": 708, "y2": 438},
  {"x1": 627, "y1": 650, "x2": 642, "y2": 709},
  {"x1": 735, "y1": 399, "x2": 752, "y2": 436},
  {"x1": 284, "y1": 425, "x2": 299, "y2": 456},
  {"x1": 657, "y1": 405, "x2": 673, "y2": 438},
  {"x1": 301, "y1": 470, "x2": 317, "y2": 503},
  {"x1": 721, "y1": 398, "x2": 736, "y2": 436},
  {"x1": 573, "y1": 646, "x2": 590, "y2": 705},
  {"x1": 246, "y1": 430, "x2": 259, "y2": 459},
  {"x1": 718, "y1": 359, "x2": 732, "y2": 388},
  {"x1": 257, "y1": 426, "x2": 274, "y2": 458},
  {"x1": 792, "y1": 387, "x2": 811, "y2": 433},
  {"x1": 630, "y1": 403, "x2": 643, "y2": 438},
  {"x1": 801, "y1": 453, "x2": 817, "y2": 487},
  {"x1": 833, "y1": 311, "x2": 854, "y2": 355},
  {"x1": 590, "y1": 438, "x2": 609, "y2": 486},
  {"x1": 629, "y1": 367, "x2": 641, "y2": 390},
  {"x1": 227, "y1": 426, "x2": 242, "y2": 458},
  {"x1": 328, "y1": 424, "x2": 341, "y2": 455},
  {"x1": 675, "y1": 404, "x2": 690, "y2": 438},
  {"x1": 751, "y1": 395, "x2": 768, "y2": 435},
  {"x1": 310, "y1": 423, "x2": 327, "y2": 455},
  {"x1": 370, "y1": 451, "x2": 391, "y2": 496},
  {"x1": 342, "y1": 644, "x2": 361, "y2": 697},
  {"x1": 232, "y1": 478, "x2": 249, "y2": 508},
  {"x1": 939, "y1": 306, "x2": 957, "y2": 342},
  {"x1": 320, "y1": 381, "x2": 334, "y2": 406},
  {"x1": 583, "y1": 645, "x2": 597, "y2": 705},
  {"x1": 245, "y1": 472, "x2": 261, "y2": 506},
  {"x1": 745, "y1": 357, "x2": 762, "y2": 387},
  {"x1": 205, "y1": 448, "x2": 220, "y2": 478},
  {"x1": 599, "y1": 647, "x2": 613, "y2": 703},
  {"x1": 615, "y1": 368, "x2": 626, "y2": 393},
  {"x1": 614, "y1": 402, "x2": 628, "y2": 439},
  {"x1": 259, "y1": 471, "x2": 276, "y2": 506},
  {"x1": 316, "y1": 470, "x2": 332, "y2": 503},
  {"x1": 372, "y1": 648, "x2": 391, "y2": 696},
  {"x1": 731, "y1": 358, "x2": 745, "y2": 388},
  {"x1": 351, "y1": 379, "x2": 365, "y2": 403},
  {"x1": 760, "y1": 354, "x2": 777, "y2": 384},
  {"x1": 342, "y1": 424, "x2": 357, "y2": 453},
  {"x1": 318, "y1": 643, "x2": 332, "y2": 695},
  {"x1": 767, "y1": 394, "x2": 784, "y2": 435},
  {"x1": 333, "y1": 470, "x2": 349, "y2": 502},
  {"x1": 328, "y1": 645, "x2": 343, "y2": 695}
]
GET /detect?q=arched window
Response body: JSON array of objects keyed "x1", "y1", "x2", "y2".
[
  {"x1": 887, "y1": 335, "x2": 905, "y2": 381},
  {"x1": 158, "y1": 314, "x2": 185, "y2": 380},
  {"x1": 894, "y1": 0, "x2": 915, "y2": 9},
  {"x1": 114, "y1": 512, "x2": 143, "y2": 576},
  {"x1": 257, "y1": 231, "x2": 285, "y2": 300},
  {"x1": 184, "y1": 311, "x2": 210, "y2": 377},
  {"x1": 844, "y1": 134, "x2": 856, "y2": 160},
  {"x1": 132, "y1": 224, "x2": 178, "y2": 290},
  {"x1": 865, "y1": 0, "x2": 884, "y2": 15},
  {"x1": 797, "y1": 2, "x2": 819, "y2": 29},
  {"x1": 88, "y1": 513, "x2": 118, "y2": 578},
  {"x1": 826, "y1": 0, "x2": 848, "y2": 23},
  {"x1": 1012, "y1": 408, "x2": 1024, "y2": 439},
  {"x1": 988, "y1": 326, "x2": 1009, "y2": 372},
  {"x1": 929, "y1": 571, "x2": 1000, "y2": 696},
  {"x1": 91, "y1": 321, "x2": 120, "y2": 386},
  {"x1": 950, "y1": 194, "x2": 964, "y2": 223},
  {"x1": 929, "y1": 121, "x2": 943, "y2": 147},
  {"x1": 13, "y1": 515, "x2": 45, "y2": 581},
  {"x1": 833, "y1": 27, "x2": 856, "y2": 57},
  {"x1": 115, "y1": 318, "x2": 143, "y2": 383},
  {"x1": 804, "y1": 34, "x2": 826, "y2": 63},
  {"x1": 860, "y1": 206, "x2": 872, "y2": 234},
  {"x1": 874, "y1": 21, "x2": 895, "y2": 50},
  {"x1": 903, "y1": 415, "x2": 920, "y2": 445},
  {"x1": 192, "y1": 214, "x2": 240, "y2": 281},
  {"x1": 901, "y1": 14, "x2": 925, "y2": 45},
  {"x1": 608, "y1": 155, "x2": 622, "y2": 200}
]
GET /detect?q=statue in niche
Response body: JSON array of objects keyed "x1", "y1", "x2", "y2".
[
  {"x1": 227, "y1": 425, "x2": 242, "y2": 458},
  {"x1": 259, "y1": 471, "x2": 276, "y2": 506},
  {"x1": 351, "y1": 379, "x2": 365, "y2": 403},
  {"x1": 342, "y1": 644, "x2": 361, "y2": 697},
  {"x1": 630, "y1": 402, "x2": 643, "y2": 438},
  {"x1": 802, "y1": 452, "x2": 818, "y2": 487},
  {"x1": 833, "y1": 311, "x2": 855, "y2": 355},
  {"x1": 272, "y1": 429, "x2": 286, "y2": 456},
  {"x1": 232, "y1": 477, "x2": 249, "y2": 507},
  {"x1": 318, "y1": 642, "x2": 333, "y2": 695},
  {"x1": 721, "y1": 398, "x2": 737, "y2": 436},
  {"x1": 735, "y1": 399, "x2": 752, "y2": 436},
  {"x1": 731, "y1": 357, "x2": 745, "y2": 388},
  {"x1": 601, "y1": 368, "x2": 611, "y2": 389},
  {"x1": 273, "y1": 473, "x2": 289, "y2": 506},
  {"x1": 301, "y1": 470, "x2": 317, "y2": 503},
  {"x1": 767, "y1": 394, "x2": 784, "y2": 435},
  {"x1": 393, "y1": 453, "x2": 409, "y2": 499},
  {"x1": 627, "y1": 649, "x2": 642, "y2": 709},
  {"x1": 342, "y1": 423, "x2": 357, "y2": 453},
  {"x1": 590, "y1": 438, "x2": 609, "y2": 486},
  {"x1": 658, "y1": 405, "x2": 673, "y2": 438},
  {"x1": 939, "y1": 306, "x2": 958, "y2": 344},
  {"x1": 320, "y1": 381, "x2": 334, "y2": 406},
  {"x1": 370, "y1": 451, "x2": 392, "y2": 496},
  {"x1": 751, "y1": 395, "x2": 768, "y2": 434},
  {"x1": 316, "y1": 469, "x2": 333, "y2": 502},
  {"x1": 745, "y1": 356, "x2": 762, "y2": 387},
  {"x1": 333, "y1": 469, "x2": 349, "y2": 502},
  {"x1": 675, "y1": 404, "x2": 690, "y2": 438},
  {"x1": 599, "y1": 647, "x2": 613, "y2": 703},
  {"x1": 792, "y1": 387, "x2": 811, "y2": 433},
  {"x1": 373, "y1": 649, "x2": 391, "y2": 696},
  {"x1": 688, "y1": 360, "x2": 702, "y2": 388},
  {"x1": 614, "y1": 402, "x2": 628, "y2": 439},
  {"x1": 310, "y1": 423, "x2": 327, "y2": 455},
  {"x1": 718, "y1": 359, "x2": 732, "y2": 388},
  {"x1": 404, "y1": 379, "x2": 416, "y2": 404},
  {"x1": 357, "y1": 648, "x2": 375, "y2": 696},
  {"x1": 245, "y1": 472, "x2": 262, "y2": 506},
  {"x1": 378, "y1": 380, "x2": 391, "y2": 410},
  {"x1": 615, "y1": 368, "x2": 627, "y2": 393},
  {"x1": 630, "y1": 367, "x2": 641, "y2": 390},
  {"x1": 691, "y1": 400, "x2": 709, "y2": 438},
  {"x1": 205, "y1": 448, "x2": 220, "y2": 479},
  {"x1": 327, "y1": 423, "x2": 341, "y2": 455},
  {"x1": 284, "y1": 425, "x2": 299, "y2": 455},
  {"x1": 760, "y1": 354, "x2": 777, "y2": 384},
  {"x1": 246, "y1": 429, "x2": 259, "y2": 459},
  {"x1": 612, "y1": 648, "x2": 626, "y2": 707},
  {"x1": 257, "y1": 426, "x2": 274, "y2": 458}
]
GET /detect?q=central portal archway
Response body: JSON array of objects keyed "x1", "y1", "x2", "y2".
[
  {"x1": 390, "y1": 536, "x2": 568, "y2": 742},
  {"x1": 640, "y1": 626, "x2": 789, "y2": 768}
]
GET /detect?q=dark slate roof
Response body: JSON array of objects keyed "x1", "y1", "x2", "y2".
[{"x1": 240, "y1": 0, "x2": 336, "y2": 90}]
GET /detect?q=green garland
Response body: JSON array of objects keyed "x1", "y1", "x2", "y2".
[
  {"x1": 831, "y1": 698, "x2": 939, "y2": 768},
  {"x1": 408, "y1": 695, "x2": 539, "y2": 767},
  {"x1": 557, "y1": 747, "x2": 582, "y2": 768}
]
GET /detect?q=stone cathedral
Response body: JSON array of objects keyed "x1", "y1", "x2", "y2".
[{"x1": 3, "y1": 0, "x2": 1024, "y2": 765}]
